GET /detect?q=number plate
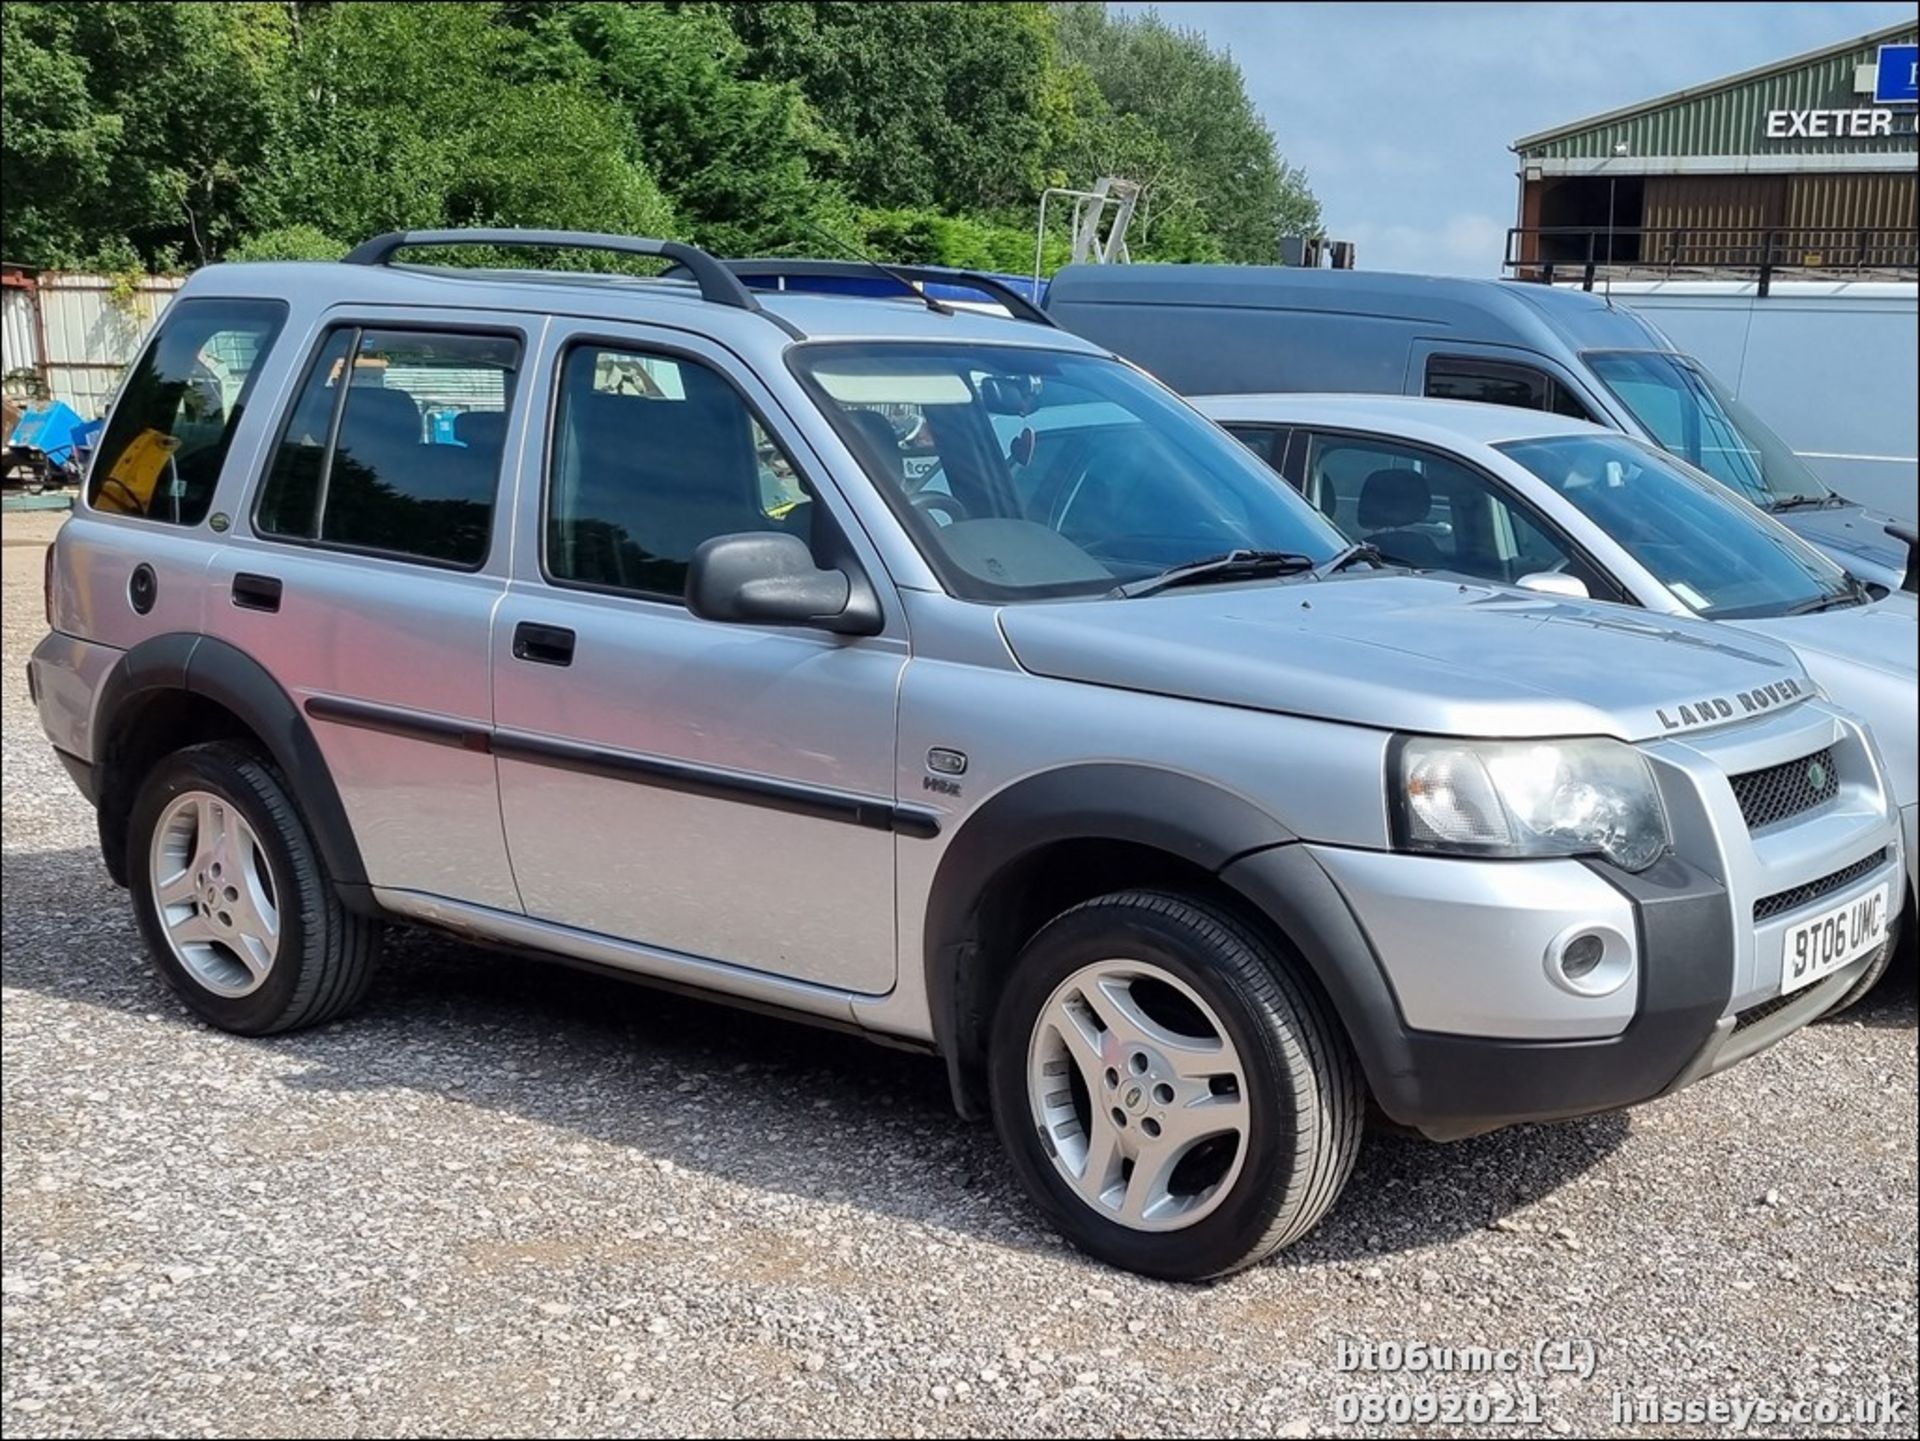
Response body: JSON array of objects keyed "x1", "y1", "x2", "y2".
[{"x1": 1779, "y1": 884, "x2": 1891, "y2": 996}]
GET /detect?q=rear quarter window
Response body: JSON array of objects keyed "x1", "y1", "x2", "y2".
[{"x1": 87, "y1": 298, "x2": 288, "y2": 525}]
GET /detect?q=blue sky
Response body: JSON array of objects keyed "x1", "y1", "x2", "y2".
[{"x1": 1115, "y1": 2, "x2": 1915, "y2": 275}]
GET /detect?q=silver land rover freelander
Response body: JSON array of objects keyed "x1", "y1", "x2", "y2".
[{"x1": 29, "y1": 231, "x2": 1907, "y2": 1281}]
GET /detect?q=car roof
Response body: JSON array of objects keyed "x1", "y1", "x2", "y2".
[
  {"x1": 1045, "y1": 262, "x2": 1674, "y2": 352},
  {"x1": 1193, "y1": 392, "x2": 1615, "y2": 448},
  {"x1": 182, "y1": 260, "x2": 1110, "y2": 355}
]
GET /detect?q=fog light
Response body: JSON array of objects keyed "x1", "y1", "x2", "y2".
[
  {"x1": 1544, "y1": 923, "x2": 1633, "y2": 998},
  {"x1": 1561, "y1": 932, "x2": 1606, "y2": 980}
]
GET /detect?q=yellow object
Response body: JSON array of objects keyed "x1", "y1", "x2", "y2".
[{"x1": 96, "y1": 428, "x2": 180, "y2": 514}]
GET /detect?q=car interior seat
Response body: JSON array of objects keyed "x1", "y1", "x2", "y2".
[{"x1": 1358, "y1": 467, "x2": 1446, "y2": 570}]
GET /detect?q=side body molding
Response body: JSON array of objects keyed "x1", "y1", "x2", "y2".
[{"x1": 90, "y1": 634, "x2": 371, "y2": 904}]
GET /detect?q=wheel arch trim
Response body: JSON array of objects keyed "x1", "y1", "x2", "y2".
[
  {"x1": 91, "y1": 633, "x2": 370, "y2": 897},
  {"x1": 920, "y1": 763, "x2": 1304, "y2": 1116}
]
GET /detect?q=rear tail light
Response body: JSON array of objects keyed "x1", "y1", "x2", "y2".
[{"x1": 43, "y1": 540, "x2": 56, "y2": 627}]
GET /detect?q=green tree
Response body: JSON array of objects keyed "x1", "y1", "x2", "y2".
[
  {"x1": 1, "y1": 0, "x2": 1318, "y2": 278},
  {"x1": 726, "y1": 1, "x2": 1067, "y2": 216},
  {"x1": 1, "y1": 2, "x2": 291, "y2": 268},
  {"x1": 506, "y1": 1, "x2": 849, "y2": 255},
  {"x1": 263, "y1": 2, "x2": 677, "y2": 252},
  {"x1": 1054, "y1": 2, "x2": 1318, "y2": 263}
]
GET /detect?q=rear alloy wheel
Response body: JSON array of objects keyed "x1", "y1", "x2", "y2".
[
  {"x1": 989, "y1": 891, "x2": 1363, "y2": 1281},
  {"x1": 128, "y1": 742, "x2": 380, "y2": 1035},
  {"x1": 148, "y1": 789, "x2": 282, "y2": 998}
]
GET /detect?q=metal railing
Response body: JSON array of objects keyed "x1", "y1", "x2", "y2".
[{"x1": 1504, "y1": 226, "x2": 1918, "y2": 295}]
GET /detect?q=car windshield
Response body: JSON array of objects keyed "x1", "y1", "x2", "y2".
[
  {"x1": 790, "y1": 342, "x2": 1343, "y2": 599},
  {"x1": 1496, "y1": 432, "x2": 1856, "y2": 620},
  {"x1": 1583, "y1": 349, "x2": 1835, "y2": 509}
]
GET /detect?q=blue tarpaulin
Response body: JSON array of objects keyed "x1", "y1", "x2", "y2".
[{"x1": 8, "y1": 400, "x2": 91, "y2": 467}]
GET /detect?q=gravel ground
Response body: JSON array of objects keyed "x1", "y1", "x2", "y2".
[{"x1": 2, "y1": 509, "x2": 1916, "y2": 1439}]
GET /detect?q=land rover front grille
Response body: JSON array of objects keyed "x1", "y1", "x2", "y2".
[
  {"x1": 1752, "y1": 847, "x2": 1890, "y2": 923},
  {"x1": 1730, "y1": 747, "x2": 1839, "y2": 831}
]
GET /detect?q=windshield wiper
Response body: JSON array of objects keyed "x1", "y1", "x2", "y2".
[
  {"x1": 1111, "y1": 548, "x2": 1318, "y2": 599},
  {"x1": 1768, "y1": 493, "x2": 1844, "y2": 512},
  {"x1": 1315, "y1": 541, "x2": 1389, "y2": 576},
  {"x1": 1784, "y1": 578, "x2": 1869, "y2": 615}
]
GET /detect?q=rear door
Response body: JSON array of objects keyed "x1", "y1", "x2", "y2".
[{"x1": 201, "y1": 307, "x2": 542, "y2": 912}]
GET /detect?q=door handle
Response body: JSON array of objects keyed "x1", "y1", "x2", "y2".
[
  {"x1": 512, "y1": 621, "x2": 575, "y2": 667},
  {"x1": 231, "y1": 572, "x2": 282, "y2": 612}
]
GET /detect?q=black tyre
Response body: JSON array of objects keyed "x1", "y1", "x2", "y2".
[
  {"x1": 1820, "y1": 901, "x2": 1907, "y2": 1018},
  {"x1": 987, "y1": 890, "x2": 1363, "y2": 1281},
  {"x1": 126, "y1": 741, "x2": 380, "y2": 1035}
]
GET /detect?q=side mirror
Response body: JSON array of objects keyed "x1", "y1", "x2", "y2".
[
  {"x1": 686, "y1": 532, "x2": 882, "y2": 636},
  {"x1": 1516, "y1": 571, "x2": 1590, "y2": 601},
  {"x1": 1885, "y1": 521, "x2": 1917, "y2": 594}
]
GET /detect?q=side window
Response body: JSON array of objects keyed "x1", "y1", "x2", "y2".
[
  {"x1": 1223, "y1": 424, "x2": 1288, "y2": 469},
  {"x1": 546, "y1": 344, "x2": 812, "y2": 599},
  {"x1": 1426, "y1": 356, "x2": 1549, "y2": 410},
  {"x1": 1304, "y1": 435, "x2": 1458, "y2": 549},
  {"x1": 1307, "y1": 431, "x2": 1612, "y2": 593},
  {"x1": 1425, "y1": 356, "x2": 1595, "y2": 422},
  {"x1": 88, "y1": 298, "x2": 287, "y2": 524},
  {"x1": 255, "y1": 328, "x2": 519, "y2": 568},
  {"x1": 1504, "y1": 502, "x2": 1578, "y2": 573}
]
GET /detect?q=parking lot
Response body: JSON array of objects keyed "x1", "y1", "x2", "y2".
[{"x1": 1, "y1": 509, "x2": 1914, "y2": 1438}]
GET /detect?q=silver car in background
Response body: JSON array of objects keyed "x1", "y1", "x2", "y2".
[{"x1": 1199, "y1": 391, "x2": 1917, "y2": 1002}]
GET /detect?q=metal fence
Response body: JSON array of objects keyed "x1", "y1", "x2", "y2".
[
  {"x1": 1504, "y1": 226, "x2": 1920, "y2": 294},
  {"x1": 1, "y1": 269, "x2": 185, "y2": 417}
]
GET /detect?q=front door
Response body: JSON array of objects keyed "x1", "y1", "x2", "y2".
[{"x1": 490, "y1": 323, "x2": 908, "y2": 994}]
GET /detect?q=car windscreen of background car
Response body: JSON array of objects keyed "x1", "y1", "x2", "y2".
[
  {"x1": 792, "y1": 343, "x2": 1342, "y2": 600},
  {"x1": 1497, "y1": 433, "x2": 1855, "y2": 619},
  {"x1": 1583, "y1": 350, "x2": 1834, "y2": 510}
]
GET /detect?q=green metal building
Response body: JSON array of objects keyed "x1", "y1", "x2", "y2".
[{"x1": 1510, "y1": 22, "x2": 1917, "y2": 277}]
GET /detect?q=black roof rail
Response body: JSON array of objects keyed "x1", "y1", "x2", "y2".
[
  {"x1": 342, "y1": 229, "x2": 765, "y2": 314},
  {"x1": 713, "y1": 258, "x2": 1057, "y2": 327}
]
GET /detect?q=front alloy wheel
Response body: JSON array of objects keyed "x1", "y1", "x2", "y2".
[
  {"x1": 990, "y1": 890, "x2": 1363, "y2": 1281},
  {"x1": 1027, "y1": 961, "x2": 1250, "y2": 1231}
]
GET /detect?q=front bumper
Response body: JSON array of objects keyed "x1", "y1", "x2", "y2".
[
  {"x1": 1225, "y1": 846, "x2": 1745, "y2": 1140},
  {"x1": 1223, "y1": 735, "x2": 1902, "y2": 1142}
]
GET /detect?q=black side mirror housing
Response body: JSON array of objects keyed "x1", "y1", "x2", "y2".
[
  {"x1": 686, "y1": 532, "x2": 882, "y2": 636},
  {"x1": 1886, "y1": 521, "x2": 1917, "y2": 595}
]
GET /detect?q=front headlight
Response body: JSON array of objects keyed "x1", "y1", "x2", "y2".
[{"x1": 1390, "y1": 736, "x2": 1670, "y2": 872}]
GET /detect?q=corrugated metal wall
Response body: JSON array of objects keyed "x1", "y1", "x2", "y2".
[
  {"x1": 1644, "y1": 176, "x2": 1785, "y2": 230},
  {"x1": 36, "y1": 275, "x2": 185, "y2": 417},
  {"x1": 1, "y1": 289, "x2": 40, "y2": 400},
  {"x1": 0, "y1": 274, "x2": 185, "y2": 418},
  {"x1": 1523, "y1": 28, "x2": 1918, "y2": 159},
  {"x1": 1642, "y1": 176, "x2": 1785, "y2": 265},
  {"x1": 1785, "y1": 171, "x2": 1919, "y2": 231},
  {"x1": 1787, "y1": 172, "x2": 1920, "y2": 266},
  {"x1": 1637, "y1": 173, "x2": 1917, "y2": 268}
]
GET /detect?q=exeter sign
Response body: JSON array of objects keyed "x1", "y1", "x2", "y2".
[{"x1": 1763, "y1": 108, "x2": 1897, "y2": 139}]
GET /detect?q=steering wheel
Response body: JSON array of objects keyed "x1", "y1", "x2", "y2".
[{"x1": 912, "y1": 491, "x2": 970, "y2": 527}]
